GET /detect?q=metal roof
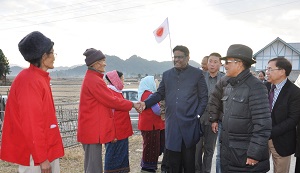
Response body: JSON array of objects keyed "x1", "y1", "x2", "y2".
[
  {"x1": 253, "y1": 37, "x2": 300, "y2": 59},
  {"x1": 288, "y1": 43, "x2": 300, "y2": 52}
]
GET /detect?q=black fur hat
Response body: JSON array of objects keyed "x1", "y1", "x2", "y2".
[{"x1": 18, "y1": 31, "x2": 54, "y2": 61}]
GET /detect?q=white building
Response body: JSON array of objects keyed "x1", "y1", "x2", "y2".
[{"x1": 253, "y1": 37, "x2": 300, "y2": 81}]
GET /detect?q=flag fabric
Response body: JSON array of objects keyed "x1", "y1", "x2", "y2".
[{"x1": 153, "y1": 18, "x2": 169, "y2": 43}]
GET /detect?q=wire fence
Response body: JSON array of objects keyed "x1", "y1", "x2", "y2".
[
  {"x1": 0, "y1": 81, "x2": 139, "y2": 148},
  {"x1": 56, "y1": 103, "x2": 80, "y2": 148},
  {"x1": 0, "y1": 99, "x2": 80, "y2": 148}
]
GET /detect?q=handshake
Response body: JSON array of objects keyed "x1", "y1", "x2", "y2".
[{"x1": 132, "y1": 102, "x2": 146, "y2": 113}]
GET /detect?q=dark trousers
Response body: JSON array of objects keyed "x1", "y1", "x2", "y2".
[
  {"x1": 160, "y1": 130, "x2": 168, "y2": 172},
  {"x1": 161, "y1": 148, "x2": 168, "y2": 172},
  {"x1": 296, "y1": 157, "x2": 300, "y2": 173},
  {"x1": 195, "y1": 123, "x2": 218, "y2": 173},
  {"x1": 164, "y1": 141, "x2": 196, "y2": 173}
]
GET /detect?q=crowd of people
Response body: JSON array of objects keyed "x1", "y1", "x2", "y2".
[{"x1": 0, "y1": 30, "x2": 300, "y2": 173}]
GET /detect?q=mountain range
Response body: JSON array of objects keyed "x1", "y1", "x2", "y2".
[{"x1": 8, "y1": 55, "x2": 200, "y2": 78}]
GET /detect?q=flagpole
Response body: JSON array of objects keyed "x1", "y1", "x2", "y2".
[{"x1": 167, "y1": 18, "x2": 173, "y2": 59}]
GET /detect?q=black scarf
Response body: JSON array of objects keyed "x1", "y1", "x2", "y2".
[{"x1": 227, "y1": 69, "x2": 251, "y2": 86}]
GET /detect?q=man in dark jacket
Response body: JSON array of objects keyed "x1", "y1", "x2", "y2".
[
  {"x1": 266, "y1": 57, "x2": 300, "y2": 173},
  {"x1": 196, "y1": 52, "x2": 224, "y2": 173},
  {"x1": 295, "y1": 76, "x2": 300, "y2": 172},
  {"x1": 140, "y1": 45, "x2": 208, "y2": 173},
  {"x1": 208, "y1": 44, "x2": 272, "y2": 173},
  {"x1": 296, "y1": 117, "x2": 300, "y2": 172}
]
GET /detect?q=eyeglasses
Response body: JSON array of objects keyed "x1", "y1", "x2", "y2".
[
  {"x1": 93, "y1": 59, "x2": 105, "y2": 65},
  {"x1": 223, "y1": 60, "x2": 241, "y2": 65},
  {"x1": 265, "y1": 67, "x2": 281, "y2": 72},
  {"x1": 49, "y1": 52, "x2": 57, "y2": 56},
  {"x1": 173, "y1": 56, "x2": 186, "y2": 60}
]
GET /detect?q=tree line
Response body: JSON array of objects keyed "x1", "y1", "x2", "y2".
[{"x1": 0, "y1": 50, "x2": 10, "y2": 85}]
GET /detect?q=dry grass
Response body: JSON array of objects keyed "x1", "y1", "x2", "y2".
[
  {"x1": 0, "y1": 160, "x2": 18, "y2": 173},
  {"x1": 60, "y1": 146, "x2": 85, "y2": 173},
  {"x1": 0, "y1": 135, "x2": 146, "y2": 173},
  {"x1": 0, "y1": 78, "x2": 152, "y2": 172}
]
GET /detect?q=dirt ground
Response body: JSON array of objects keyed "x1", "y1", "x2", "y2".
[
  {"x1": 0, "y1": 78, "x2": 160, "y2": 172},
  {"x1": 0, "y1": 135, "x2": 162, "y2": 173},
  {"x1": 1, "y1": 78, "x2": 297, "y2": 173}
]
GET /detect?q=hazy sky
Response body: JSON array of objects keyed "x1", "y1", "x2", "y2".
[{"x1": 1, "y1": 0, "x2": 300, "y2": 67}]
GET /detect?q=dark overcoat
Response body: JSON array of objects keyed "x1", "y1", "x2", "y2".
[
  {"x1": 145, "y1": 65, "x2": 208, "y2": 151},
  {"x1": 210, "y1": 69, "x2": 272, "y2": 173}
]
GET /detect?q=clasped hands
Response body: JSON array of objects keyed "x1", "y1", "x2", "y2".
[{"x1": 133, "y1": 101, "x2": 146, "y2": 113}]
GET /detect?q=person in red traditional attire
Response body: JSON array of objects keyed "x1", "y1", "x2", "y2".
[
  {"x1": 0, "y1": 31, "x2": 64, "y2": 173},
  {"x1": 104, "y1": 70, "x2": 133, "y2": 173},
  {"x1": 77, "y1": 48, "x2": 140, "y2": 173},
  {"x1": 138, "y1": 76, "x2": 165, "y2": 173}
]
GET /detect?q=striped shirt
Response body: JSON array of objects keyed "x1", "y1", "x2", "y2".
[{"x1": 271, "y1": 78, "x2": 287, "y2": 110}]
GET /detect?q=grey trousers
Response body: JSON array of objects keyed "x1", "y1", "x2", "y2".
[
  {"x1": 83, "y1": 143, "x2": 103, "y2": 173},
  {"x1": 195, "y1": 124, "x2": 218, "y2": 173}
]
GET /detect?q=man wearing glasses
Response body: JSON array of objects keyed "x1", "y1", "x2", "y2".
[
  {"x1": 140, "y1": 45, "x2": 208, "y2": 173},
  {"x1": 266, "y1": 57, "x2": 300, "y2": 173},
  {"x1": 208, "y1": 44, "x2": 272, "y2": 172}
]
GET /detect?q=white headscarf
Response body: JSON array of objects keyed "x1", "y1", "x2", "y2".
[{"x1": 137, "y1": 76, "x2": 156, "y2": 101}]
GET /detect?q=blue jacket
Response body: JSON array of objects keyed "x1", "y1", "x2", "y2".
[{"x1": 145, "y1": 65, "x2": 208, "y2": 151}]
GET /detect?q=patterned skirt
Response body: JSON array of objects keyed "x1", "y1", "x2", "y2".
[
  {"x1": 140, "y1": 130, "x2": 162, "y2": 171},
  {"x1": 104, "y1": 138, "x2": 130, "y2": 173}
]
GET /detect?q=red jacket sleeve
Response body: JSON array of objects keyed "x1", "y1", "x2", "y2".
[{"x1": 86, "y1": 74, "x2": 132, "y2": 111}]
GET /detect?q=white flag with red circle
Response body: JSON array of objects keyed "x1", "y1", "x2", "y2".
[{"x1": 153, "y1": 18, "x2": 169, "y2": 43}]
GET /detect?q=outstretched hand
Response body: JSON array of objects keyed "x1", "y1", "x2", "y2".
[
  {"x1": 133, "y1": 102, "x2": 141, "y2": 113},
  {"x1": 133, "y1": 102, "x2": 146, "y2": 113}
]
